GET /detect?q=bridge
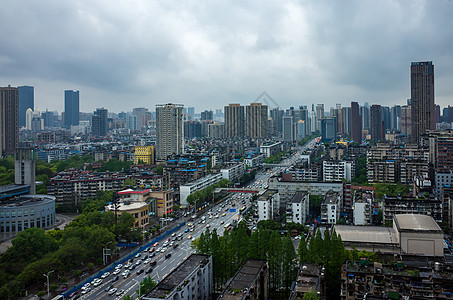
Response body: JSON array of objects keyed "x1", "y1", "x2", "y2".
[
  {"x1": 262, "y1": 163, "x2": 290, "y2": 168},
  {"x1": 214, "y1": 188, "x2": 265, "y2": 195}
]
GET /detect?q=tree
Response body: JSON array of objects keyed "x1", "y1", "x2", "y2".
[
  {"x1": 303, "y1": 290, "x2": 319, "y2": 300},
  {"x1": 138, "y1": 276, "x2": 157, "y2": 295}
]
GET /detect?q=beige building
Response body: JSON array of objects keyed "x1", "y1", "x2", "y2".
[
  {"x1": 134, "y1": 146, "x2": 155, "y2": 165},
  {"x1": 156, "y1": 103, "x2": 184, "y2": 160},
  {"x1": 246, "y1": 103, "x2": 268, "y2": 139},
  {"x1": 105, "y1": 201, "x2": 150, "y2": 229},
  {"x1": 150, "y1": 190, "x2": 174, "y2": 218}
]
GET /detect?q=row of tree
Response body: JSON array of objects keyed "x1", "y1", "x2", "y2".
[
  {"x1": 0, "y1": 208, "x2": 139, "y2": 299},
  {"x1": 186, "y1": 179, "x2": 230, "y2": 206},
  {"x1": 195, "y1": 222, "x2": 298, "y2": 299}
]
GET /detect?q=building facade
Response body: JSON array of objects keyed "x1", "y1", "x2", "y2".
[
  {"x1": 18, "y1": 86, "x2": 34, "y2": 128},
  {"x1": 224, "y1": 104, "x2": 245, "y2": 138},
  {"x1": 246, "y1": 103, "x2": 268, "y2": 139},
  {"x1": 64, "y1": 90, "x2": 79, "y2": 128},
  {"x1": 0, "y1": 86, "x2": 19, "y2": 155},
  {"x1": 156, "y1": 103, "x2": 184, "y2": 160}
]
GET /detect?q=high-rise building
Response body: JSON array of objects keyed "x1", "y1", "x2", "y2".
[
  {"x1": 156, "y1": 103, "x2": 184, "y2": 160},
  {"x1": 370, "y1": 105, "x2": 384, "y2": 142},
  {"x1": 224, "y1": 104, "x2": 245, "y2": 138},
  {"x1": 351, "y1": 102, "x2": 362, "y2": 143},
  {"x1": 410, "y1": 61, "x2": 435, "y2": 143},
  {"x1": 91, "y1": 108, "x2": 108, "y2": 137},
  {"x1": 25, "y1": 108, "x2": 33, "y2": 130},
  {"x1": 282, "y1": 115, "x2": 295, "y2": 142},
  {"x1": 246, "y1": 103, "x2": 268, "y2": 139},
  {"x1": 316, "y1": 104, "x2": 324, "y2": 131},
  {"x1": 401, "y1": 105, "x2": 411, "y2": 136},
  {"x1": 18, "y1": 86, "x2": 34, "y2": 128},
  {"x1": 270, "y1": 107, "x2": 284, "y2": 135},
  {"x1": 361, "y1": 104, "x2": 370, "y2": 130},
  {"x1": 200, "y1": 110, "x2": 213, "y2": 121},
  {"x1": 42, "y1": 110, "x2": 54, "y2": 128},
  {"x1": 0, "y1": 86, "x2": 19, "y2": 155},
  {"x1": 64, "y1": 90, "x2": 79, "y2": 128},
  {"x1": 132, "y1": 107, "x2": 148, "y2": 129},
  {"x1": 321, "y1": 117, "x2": 337, "y2": 142}
]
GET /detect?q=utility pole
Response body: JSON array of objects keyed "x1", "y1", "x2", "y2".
[{"x1": 43, "y1": 270, "x2": 54, "y2": 299}]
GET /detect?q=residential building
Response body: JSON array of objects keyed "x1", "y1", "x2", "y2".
[
  {"x1": 286, "y1": 191, "x2": 309, "y2": 224},
  {"x1": 370, "y1": 104, "x2": 384, "y2": 142},
  {"x1": 18, "y1": 86, "x2": 34, "y2": 128},
  {"x1": 260, "y1": 141, "x2": 282, "y2": 158},
  {"x1": 383, "y1": 195, "x2": 442, "y2": 223},
  {"x1": 143, "y1": 254, "x2": 213, "y2": 300},
  {"x1": 221, "y1": 162, "x2": 246, "y2": 182},
  {"x1": 156, "y1": 103, "x2": 184, "y2": 160},
  {"x1": 246, "y1": 103, "x2": 268, "y2": 139},
  {"x1": 91, "y1": 107, "x2": 108, "y2": 137},
  {"x1": 353, "y1": 191, "x2": 372, "y2": 226},
  {"x1": 244, "y1": 153, "x2": 265, "y2": 168},
  {"x1": 0, "y1": 85, "x2": 19, "y2": 155},
  {"x1": 350, "y1": 101, "x2": 362, "y2": 143},
  {"x1": 218, "y1": 259, "x2": 268, "y2": 300},
  {"x1": 401, "y1": 104, "x2": 411, "y2": 136},
  {"x1": 224, "y1": 104, "x2": 245, "y2": 138},
  {"x1": 257, "y1": 190, "x2": 279, "y2": 221},
  {"x1": 321, "y1": 191, "x2": 340, "y2": 224},
  {"x1": 283, "y1": 115, "x2": 295, "y2": 142},
  {"x1": 289, "y1": 263, "x2": 323, "y2": 300},
  {"x1": 134, "y1": 146, "x2": 154, "y2": 165},
  {"x1": 179, "y1": 173, "x2": 222, "y2": 207},
  {"x1": 64, "y1": 90, "x2": 79, "y2": 128},
  {"x1": 200, "y1": 110, "x2": 213, "y2": 121},
  {"x1": 105, "y1": 200, "x2": 150, "y2": 229},
  {"x1": 15, "y1": 148, "x2": 36, "y2": 195},
  {"x1": 321, "y1": 117, "x2": 337, "y2": 142},
  {"x1": 322, "y1": 160, "x2": 352, "y2": 182},
  {"x1": 208, "y1": 122, "x2": 225, "y2": 139},
  {"x1": 163, "y1": 155, "x2": 208, "y2": 190},
  {"x1": 411, "y1": 61, "x2": 435, "y2": 143}
]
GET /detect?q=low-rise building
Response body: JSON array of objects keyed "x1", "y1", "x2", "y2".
[
  {"x1": 323, "y1": 160, "x2": 352, "y2": 182},
  {"x1": 257, "y1": 189, "x2": 279, "y2": 221},
  {"x1": 289, "y1": 263, "x2": 323, "y2": 300},
  {"x1": 134, "y1": 146, "x2": 155, "y2": 165},
  {"x1": 221, "y1": 162, "x2": 246, "y2": 182},
  {"x1": 244, "y1": 153, "x2": 266, "y2": 168},
  {"x1": 383, "y1": 195, "x2": 442, "y2": 224},
  {"x1": 143, "y1": 254, "x2": 213, "y2": 300},
  {"x1": 286, "y1": 191, "x2": 309, "y2": 224},
  {"x1": 320, "y1": 191, "x2": 340, "y2": 225},
  {"x1": 260, "y1": 141, "x2": 282, "y2": 158},
  {"x1": 353, "y1": 191, "x2": 373, "y2": 226},
  {"x1": 105, "y1": 200, "x2": 150, "y2": 229},
  {"x1": 218, "y1": 259, "x2": 268, "y2": 300},
  {"x1": 179, "y1": 173, "x2": 222, "y2": 207}
]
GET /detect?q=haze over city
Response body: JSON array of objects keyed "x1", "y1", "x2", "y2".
[{"x1": 1, "y1": 0, "x2": 453, "y2": 112}]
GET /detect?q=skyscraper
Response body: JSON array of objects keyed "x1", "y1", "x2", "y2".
[
  {"x1": 91, "y1": 108, "x2": 108, "y2": 136},
  {"x1": 351, "y1": 101, "x2": 362, "y2": 143},
  {"x1": 370, "y1": 105, "x2": 384, "y2": 142},
  {"x1": 224, "y1": 104, "x2": 245, "y2": 138},
  {"x1": 200, "y1": 110, "x2": 213, "y2": 121},
  {"x1": 156, "y1": 103, "x2": 184, "y2": 160},
  {"x1": 64, "y1": 90, "x2": 79, "y2": 128},
  {"x1": 321, "y1": 117, "x2": 337, "y2": 142},
  {"x1": 18, "y1": 86, "x2": 34, "y2": 128},
  {"x1": 0, "y1": 86, "x2": 19, "y2": 155},
  {"x1": 401, "y1": 105, "x2": 411, "y2": 136},
  {"x1": 410, "y1": 61, "x2": 435, "y2": 143},
  {"x1": 246, "y1": 103, "x2": 268, "y2": 139}
]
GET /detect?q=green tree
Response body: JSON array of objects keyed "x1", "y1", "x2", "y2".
[{"x1": 303, "y1": 290, "x2": 319, "y2": 300}]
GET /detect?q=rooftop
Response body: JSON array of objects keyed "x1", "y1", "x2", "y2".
[
  {"x1": 145, "y1": 254, "x2": 210, "y2": 298},
  {"x1": 394, "y1": 214, "x2": 442, "y2": 233},
  {"x1": 221, "y1": 259, "x2": 267, "y2": 299},
  {"x1": 291, "y1": 191, "x2": 308, "y2": 203},
  {"x1": 0, "y1": 195, "x2": 55, "y2": 208},
  {"x1": 334, "y1": 225, "x2": 398, "y2": 245}
]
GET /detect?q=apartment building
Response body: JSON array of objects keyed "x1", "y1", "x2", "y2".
[
  {"x1": 320, "y1": 191, "x2": 340, "y2": 225},
  {"x1": 286, "y1": 191, "x2": 309, "y2": 224},
  {"x1": 257, "y1": 190, "x2": 279, "y2": 221}
]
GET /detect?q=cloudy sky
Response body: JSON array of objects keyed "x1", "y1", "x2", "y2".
[{"x1": 1, "y1": 0, "x2": 452, "y2": 114}]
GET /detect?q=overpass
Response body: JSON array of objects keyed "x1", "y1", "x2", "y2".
[
  {"x1": 262, "y1": 163, "x2": 290, "y2": 168},
  {"x1": 214, "y1": 188, "x2": 266, "y2": 195}
]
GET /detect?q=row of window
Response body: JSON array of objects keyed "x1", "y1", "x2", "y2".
[
  {"x1": 0, "y1": 214, "x2": 54, "y2": 232},
  {"x1": 0, "y1": 209, "x2": 35, "y2": 218}
]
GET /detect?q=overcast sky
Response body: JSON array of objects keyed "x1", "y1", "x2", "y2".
[{"x1": 1, "y1": 0, "x2": 452, "y2": 114}]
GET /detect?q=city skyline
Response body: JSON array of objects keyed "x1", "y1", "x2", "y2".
[{"x1": 0, "y1": 1, "x2": 452, "y2": 112}]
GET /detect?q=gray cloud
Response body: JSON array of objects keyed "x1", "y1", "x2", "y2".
[{"x1": 0, "y1": 0, "x2": 452, "y2": 112}]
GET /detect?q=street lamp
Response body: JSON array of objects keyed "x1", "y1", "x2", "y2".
[
  {"x1": 103, "y1": 241, "x2": 113, "y2": 265},
  {"x1": 133, "y1": 278, "x2": 141, "y2": 298},
  {"x1": 43, "y1": 270, "x2": 54, "y2": 299}
]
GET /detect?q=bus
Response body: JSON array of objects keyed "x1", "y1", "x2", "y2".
[{"x1": 224, "y1": 223, "x2": 232, "y2": 231}]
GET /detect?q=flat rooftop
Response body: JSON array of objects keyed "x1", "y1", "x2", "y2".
[
  {"x1": 334, "y1": 225, "x2": 398, "y2": 245},
  {"x1": 221, "y1": 259, "x2": 267, "y2": 298},
  {"x1": 394, "y1": 214, "x2": 442, "y2": 233},
  {"x1": 0, "y1": 195, "x2": 55, "y2": 208},
  {"x1": 145, "y1": 254, "x2": 210, "y2": 298}
]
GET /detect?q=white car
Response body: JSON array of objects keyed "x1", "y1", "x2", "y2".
[
  {"x1": 81, "y1": 287, "x2": 91, "y2": 294},
  {"x1": 113, "y1": 269, "x2": 121, "y2": 275},
  {"x1": 101, "y1": 272, "x2": 110, "y2": 279},
  {"x1": 93, "y1": 279, "x2": 102, "y2": 286},
  {"x1": 82, "y1": 283, "x2": 91, "y2": 290},
  {"x1": 108, "y1": 288, "x2": 117, "y2": 295},
  {"x1": 144, "y1": 258, "x2": 151, "y2": 264},
  {"x1": 115, "y1": 264, "x2": 122, "y2": 269}
]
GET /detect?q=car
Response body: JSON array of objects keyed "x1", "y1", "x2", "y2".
[
  {"x1": 144, "y1": 247, "x2": 150, "y2": 252},
  {"x1": 135, "y1": 253, "x2": 141, "y2": 258},
  {"x1": 81, "y1": 283, "x2": 90, "y2": 290},
  {"x1": 69, "y1": 291, "x2": 79, "y2": 298},
  {"x1": 81, "y1": 287, "x2": 91, "y2": 295},
  {"x1": 150, "y1": 252, "x2": 155, "y2": 257},
  {"x1": 206, "y1": 224, "x2": 210, "y2": 228},
  {"x1": 150, "y1": 261, "x2": 157, "y2": 267},
  {"x1": 101, "y1": 272, "x2": 110, "y2": 279},
  {"x1": 172, "y1": 233, "x2": 176, "y2": 237},
  {"x1": 145, "y1": 267, "x2": 153, "y2": 274},
  {"x1": 220, "y1": 220, "x2": 224, "y2": 225},
  {"x1": 173, "y1": 243, "x2": 179, "y2": 249},
  {"x1": 190, "y1": 228, "x2": 194, "y2": 232},
  {"x1": 108, "y1": 288, "x2": 117, "y2": 295},
  {"x1": 169, "y1": 241, "x2": 174, "y2": 246},
  {"x1": 128, "y1": 264, "x2": 136, "y2": 270},
  {"x1": 188, "y1": 235, "x2": 192, "y2": 239},
  {"x1": 116, "y1": 289, "x2": 125, "y2": 296},
  {"x1": 135, "y1": 260, "x2": 142, "y2": 265},
  {"x1": 161, "y1": 247, "x2": 167, "y2": 253},
  {"x1": 153, "y1": 242, "x2": 159, "y2": 247},
  {"x1": 105, "y1": 284, "x2": 114, "y2": 292},
  {"x1": 144, "y1": 258, "x2": 151, "y2": 264},
  {"x1": 113, "y1": 268, "x2": 121, "y2": 275},
  {"x1": 137, "y1": 268, "x2": 144, "y2": 275},
  {"x1": 184, "y1": 228, "x2": 189, "y2": 233},
  {"x1": 115, "y1": 264, "x2": 122, "y2": 269},
  {"x1": 93, "y1": 279, "x2": 102, "y2": 286},
  {"x1": 112, "y1": 275, "x2": 119, "y2": 282},
  {"x1": 122, "y1": 271, "x2": 130, "y2": 278},
  {"x1": 165, "y1": 253, "x2": 171, "y2": 259}
]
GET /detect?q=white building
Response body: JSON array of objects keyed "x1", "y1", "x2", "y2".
[
  {"x1": 244, "y1": 153, "x2": 266, "y2": 168},
  {"x1": 221, "y1": 162, "x2": 246, "y2": 182},
  {"x1": 321, "y1": 191, "x2": 340, "y2": 225},
  {"x1": 260, "y1": 141, "x2": 283, "y2": 158},
  {"x1": 269, "y1": 176, "x2": 343, "y2": 211},
  {"x1": 257, "y1": 190, "x2": 279, "y2": 221},
  {"x1": 323, "y1": 160, "x2": 352, "y2": 182},
  {"x1": 435, "y1": 170, "x2": 453, "y2": 200},
  {"x1": 286, "y1": 191, "x2": 309, "y2": 224},
  {"x1": 156, "y1": 103, "x2": 184, "y2": 161},
  {"x1": 143, "y1": 254, "x2": 213, "y2": 300},
  {"x1": 179, "y1": 173, "x2": 222, "y2": 207},
  {"x1": 353, "y1": 192, "x2": 373, "y2": 226}
]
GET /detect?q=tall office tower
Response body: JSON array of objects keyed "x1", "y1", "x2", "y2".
[
  {"x1": 0, "y1": 86, "x2": 19, "y2": 155},
  {"x1": 187, "y1": 107, "x2": 195, "y2": 120},
  {"x1": 310, "y1": 110, "x2": 317, "y2": 133},
  {"x1": 401, "y1": 105, "x2": 411, "y2": 136},
  {"x1": 156, "y1": 103, "x2": 184, "y2": 160},
  {"x1": 370, "y1": 105, "x2": 384, "y2": 142},
  {"x1": 26, "y1": 108, "x2": 33, "y2": 130},
  {"x1": 299, "y1": 106, "x2": 311, "y2": 136},
  {"x1": 200, "y1": 110, "x2": 213, "y2": 121},
  {"x1": 91, "y1": 108, "x2": 108, "y2": 136},
  {"x1": 42, "y1": 110, "x2": 54, "y2": 128},
  {"x1": 270, "y1": 107, "x2": 284, "y2": 135},
  {"x1": 246, "y1": 103, "x2": 268, "y2": 139},
  {"x1": 361, "y1": 105, "x2": 370, "y2": 130},
  {"x1": 18, "y1": 86, "x2": 34, "y2": 128},
  {"x1": 410, "y1": 61, "x2": 435, "y2": 143},
  {"x1": 132, "y1": 107, "x2": 148, "y2": 129},
  {"x1": 64, "y1": 90, "x2": 79, "y2": 128},
  {"x1": 333, "y1": 104, "x2": 343, "y2": 135},
  {"x1": 215, "y1": 109, "x2": 224, "y2": 119},
  {"x1": 15, "y1": 148, "x2": 36, "y2": 194},
  {"x1": 282, "y1": 115, "x2": 295, "y2": 142},
  {"x1": 390, "y1": 105, "x2": 401, "y2": 131},
  {"x1": 321, "y1": 117, "x2": 337, "y2": 142},
  {"x1": 435, "y1": 104, "x2": 441, "y2": 124},
  {"x1": 224, "y1": 104, "x2": 245, "y2": 138},
  {"x1": 343, "y1": 107, "x2": 351, "y2": 135},
  {"x1": 316, "y1": 104, "x2": 324, "y2": 131},
  {"x1": 382, "y1": 106, "x2": 391, "y2": 130},
  {"x1": 127, "y1": 114, "x2": 137, "y2": 131},
  {"x1": 351, "y1": 102, "x2": 362, "y2": 143}
]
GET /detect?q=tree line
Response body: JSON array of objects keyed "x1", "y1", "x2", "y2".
[{"x1": 195, "y1": 221, "x2": 298, "y2": 299}]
